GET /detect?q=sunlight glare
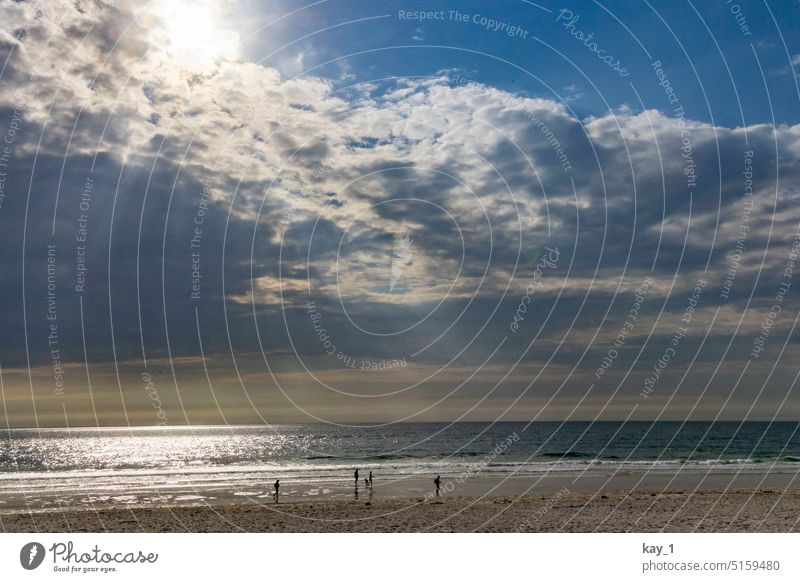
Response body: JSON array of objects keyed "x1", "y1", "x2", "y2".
[{"x1": 162, "y1": 0, "x2": 240, "y2": 69}]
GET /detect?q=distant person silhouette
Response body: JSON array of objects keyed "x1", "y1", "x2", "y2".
[
  {"x1": 354, "y1": 468, "x2": 359, "y2": 485},
  {"x1": 368, "y1": 471, "x2": 373, "y2": 487},
  {"x1": 273, "y1": 479, "x2": 280, "y2": 503},
  {"x1": 434, "y1": 475, "x2": 441, "y2": 497},
  {"x1": 364, "y1": 478, "x2": 369, "y2": 488}
]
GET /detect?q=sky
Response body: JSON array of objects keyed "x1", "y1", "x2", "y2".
[{"x1": 0, "y1": 0, "x2": 800, "y2": 427}]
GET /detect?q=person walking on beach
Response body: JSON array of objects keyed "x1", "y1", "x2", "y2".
[
  {"x1": 273, "y1": 479, "x2": 280, "y2": 503},
  {"x1": 368, "y1": 471, "x2": 373, "y2": 488},
  {"x1": 434, "y1": 475, "x2": 441, "y2": 497},
  {"x1": 354, "y1": 468, "x2": 359, "y2": 486}
]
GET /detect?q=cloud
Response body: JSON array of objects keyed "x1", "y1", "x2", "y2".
[{"x1": 2, "y1": 0, "x2": 800, "y2": 424}]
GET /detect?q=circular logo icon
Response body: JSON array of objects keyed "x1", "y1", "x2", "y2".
[{"x1": 20, "y1": 542, "x2": 46, "y2": 570}]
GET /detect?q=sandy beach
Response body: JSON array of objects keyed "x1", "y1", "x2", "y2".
[
  {"x1": 3, "y1": 424, "x2": 800, "y2": 533},
  {"x1": 3, "y1": 488, "x2": 799, "y2": 533}
]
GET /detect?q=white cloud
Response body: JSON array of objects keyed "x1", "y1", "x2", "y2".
[{"x1": 2, "y1": 0, "x2": 800, "y2": 317}]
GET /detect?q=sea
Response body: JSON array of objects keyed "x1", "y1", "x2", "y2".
[{"x1": 1, "y1": 422, "x2": 799, "y2": 509}]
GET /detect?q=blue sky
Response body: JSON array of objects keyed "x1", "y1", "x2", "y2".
[
  {"x1": 1, "y1": 0, "x2": 800, "y2": 427},
  {"x1": 233, "y1": 0, "x2": 800, "y2": 127}
]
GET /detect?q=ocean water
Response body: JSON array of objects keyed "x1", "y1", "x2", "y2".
[{"x1": 1, "y1": 422, "x2": 799, "y2": 508}]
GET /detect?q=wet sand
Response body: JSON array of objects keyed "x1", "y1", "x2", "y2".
[{"x1": 2, "y1": 488, "x2": 799, "y2": 532}]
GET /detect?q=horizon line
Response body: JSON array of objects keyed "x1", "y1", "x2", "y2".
[{"x1": 3, "y1": 419, "x2": 800, "y2": 431}]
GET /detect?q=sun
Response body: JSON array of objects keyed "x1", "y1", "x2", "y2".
[{"x1": 161, "y1": 0, "x2": 240, "y2": 69}]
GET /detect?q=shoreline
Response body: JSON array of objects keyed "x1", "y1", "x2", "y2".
[
  {"x1": 2, "y1": 467, "x2": 799, "y2": 510},
  {"x1": 2, "y1": 488, "x2": 798, "y2": 532}
]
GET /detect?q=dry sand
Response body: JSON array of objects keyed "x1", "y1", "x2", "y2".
[{"x1": 3, "y1": 489, "x2": 799, "y2": 532}]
